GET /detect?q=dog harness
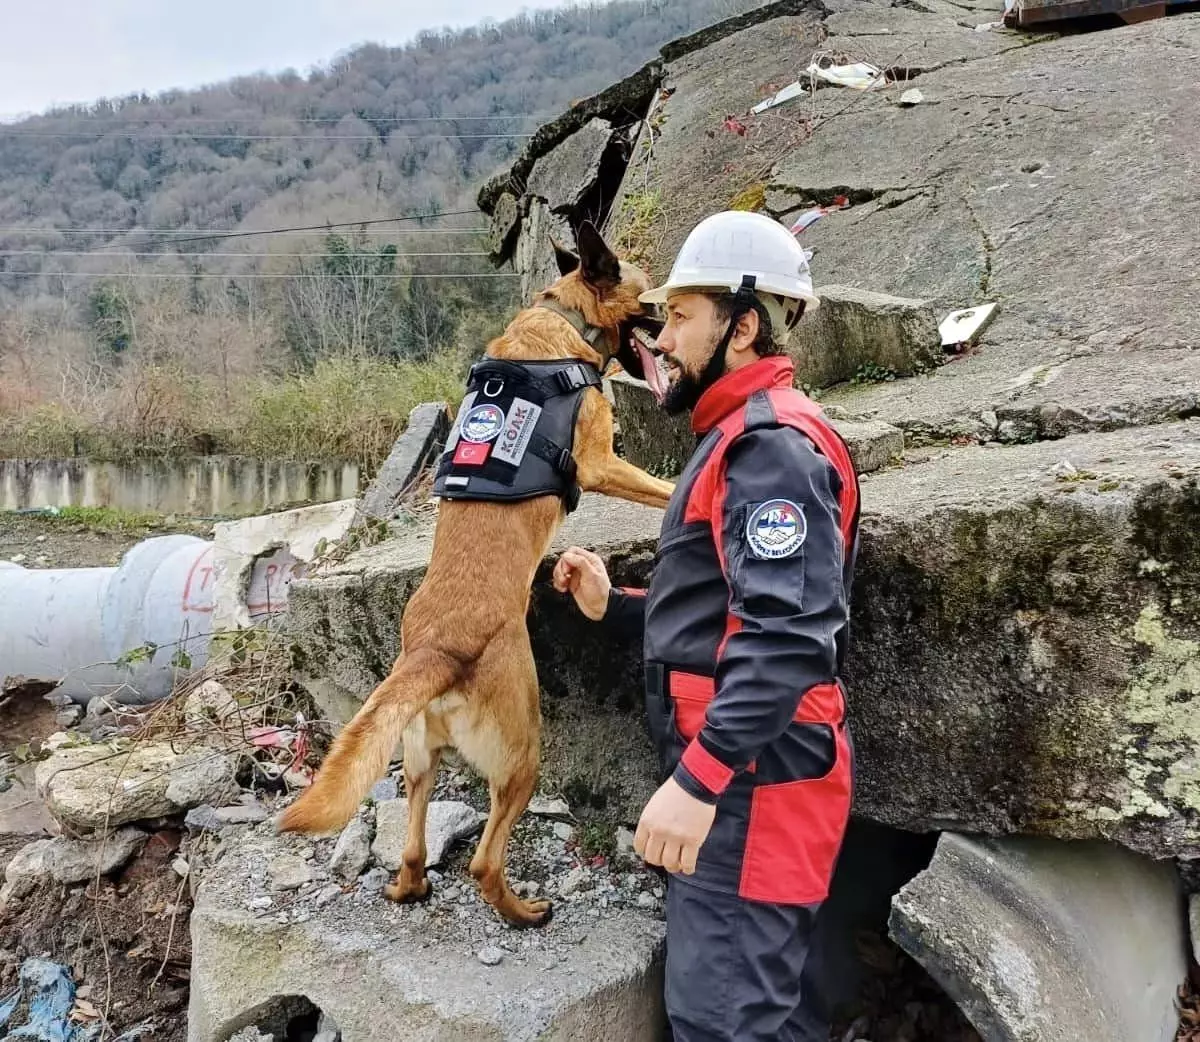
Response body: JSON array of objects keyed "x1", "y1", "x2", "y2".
[{"x1": 433, "y1": 354, "x2": 602, "y2": 513}]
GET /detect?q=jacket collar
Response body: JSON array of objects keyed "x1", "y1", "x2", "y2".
[{"x1": 691, "y1": 355, "x2": 796, "y2": 434}]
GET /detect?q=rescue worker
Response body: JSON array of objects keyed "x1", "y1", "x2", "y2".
[{"x1": 552, "y1": 210, "x2": 860, "y2": 1041}]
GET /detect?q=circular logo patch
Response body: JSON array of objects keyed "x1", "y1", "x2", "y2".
[
  {"x1": 746, "y1": 499, "x2": 807, "y2": 559},
  {"x1": 460, "y1": 403, "x2": 506, "y2": 443}
]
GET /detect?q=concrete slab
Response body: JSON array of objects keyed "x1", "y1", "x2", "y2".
[
  {"x1": 790, "y1": 285, "x2": 943, "y2": 389},
  {"x1": 289, "y1": 419, "x2": 1200, "y2": 856},
  {"x1": 890, "y1": 833, "x2": 1187, "y2": 1042},
  {"x1": 187, "y1": 820, "x2": 667, "y2": 1042},
  {"x1": 355, "y1": 402, "x2": 451, "y2": 527}
]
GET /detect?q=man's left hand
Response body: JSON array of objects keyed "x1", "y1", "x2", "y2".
[{"x1": 634, "y1": 776, "x2": 716, "y2": 876}]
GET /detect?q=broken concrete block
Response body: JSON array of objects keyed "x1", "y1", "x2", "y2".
[
  {"x1": 35, "y1": 741, "x2": 239, "y2": 832},
  {"x1": 184, "y1": 680, "x2": 250, "y2": 731},
  {"x1": 890, "y1": 833, "x2": 1187, "y2": 1042},
  {"x1": 211, "y1": 499, "x2": 359, "y2": 631},
  {"x1": 1, "y1": 827, "x2": 147, "y2": 904},
  {"x1": 329, "y1": 817, "x2": 372, "y2": 884},
  {"x1": 355, "y1": 402, "x2": 451, "y2": 526},
  {"x1": 609, "y1": 372, "x2": 903, "y2": 478},
  {"x1": 188, "y1": 826, "x2": 667, "y2": 1042},
  {"x1": 789, "y1": 285, "x2": 942, "y2": 389},
  {"x1": 525, "y1": 118, "x2": 615, "y2": 213},
  {"x1": 370, "y1": 799, "x2": 483, "y2": 870},
  {"x1": 515, "y1": 198, "x2": 576, "y2": 305},
  {"x1": 830, "y1": 419, "x2": 904, "y2": 474},
  {"x1": 486, "y1": 191, "x2": 521, "y2": 263},
  {"x1": 269, "y1": 855, "x2": 315, "y2": 892}
]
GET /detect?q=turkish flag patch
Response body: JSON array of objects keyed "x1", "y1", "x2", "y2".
[{"x1": 454, "y1": 440, "x2": 491, "y2": 466}]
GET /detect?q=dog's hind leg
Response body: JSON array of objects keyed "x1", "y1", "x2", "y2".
[
  {"x1": 457, "y1": 628, "x2": 552, "y2": 928},
  {"x1": 385, "y1": 715, "x2": 443, "y2": 904}
]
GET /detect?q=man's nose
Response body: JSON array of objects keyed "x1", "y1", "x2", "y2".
[{"x1": 657, "y1": 326, "x2": 676, "y2": 354}]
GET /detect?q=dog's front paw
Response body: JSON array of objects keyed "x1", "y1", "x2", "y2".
[{"x1": 384, "y1": 875, "x2": 432, "y2": 904}]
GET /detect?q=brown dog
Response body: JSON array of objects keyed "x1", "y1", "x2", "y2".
[{"x1": 277, "y1": 222, "x2": 674, "y2": 927}]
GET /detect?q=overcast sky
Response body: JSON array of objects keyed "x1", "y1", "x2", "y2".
[{"x1": 0, "y1": 1, "x2": 568, "y2": 119}]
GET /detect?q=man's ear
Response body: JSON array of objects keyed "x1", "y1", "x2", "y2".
[
  {"x1": 552, "y1": 238, "x2": 580, "y2": 277},
  {"x1": 729, "y1": 308, "x2": 761, "y2": 356},
  {"x1": 576, "y1": 220, "x2": 621, "y2": 288}
]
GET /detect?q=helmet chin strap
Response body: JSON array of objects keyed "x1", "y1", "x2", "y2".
[{"x1": 696, "y1": 274, "x2": 759, "y2": 396}]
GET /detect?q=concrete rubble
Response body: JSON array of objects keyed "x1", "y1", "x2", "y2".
[
  {"x1": 186, "y1": 775, "x2": 668, "y2": 1042},
  {"x1": 890, "y1": 833, "x2": 1188, "y2": 1042}
]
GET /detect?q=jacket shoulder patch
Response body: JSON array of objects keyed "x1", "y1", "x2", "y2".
[{"x1": 745, "y1": 499, "x2": 806, "y2": 559}]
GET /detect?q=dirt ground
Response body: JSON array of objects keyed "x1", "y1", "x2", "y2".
[{"x1": 0, "y1": 512, "x2": 213, "y2": 570}]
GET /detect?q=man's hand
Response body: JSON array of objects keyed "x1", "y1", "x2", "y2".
[
  {"x1": 551, "y1": 546, "x2": 611, "y2": 621},
  {"x1": 634, "y1": 776, "x2": 716, "y2": 876}
]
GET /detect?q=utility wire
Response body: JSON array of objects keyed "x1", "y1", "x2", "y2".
[
  {"x1": 0, "y1": 226, "x2": 486, "y2": 236},
  {"x1": 0, "y1": 271, "x2": 517, "y2": 280},
  {"x1": 0, "y1": 130, "x2": 533, "y2": 141},
  {"x1": 0, "y1": 250, "x2": 490, "y2": 258},
  {"x1": 18, "y1": 114, "x2": 547, "y2": 125}
]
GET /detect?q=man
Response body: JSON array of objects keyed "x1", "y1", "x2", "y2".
[{"x1": 552, "y1": 210, "x2": 860, "y2": 1041}]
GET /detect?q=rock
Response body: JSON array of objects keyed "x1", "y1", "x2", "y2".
[
  {"x1": 227, "y1": 1028, "x2": 273, "y2": 1042},
  {"x1": 552, "y1": 822, "x2": 575, "y2": 843},
  {"x1": 486, "y1": 192, "x2": 521, "y2": 262},
  {"x1": 214, "y1": 801, "x2": 269, "y2": 826},
  {"x1": 188, "y1": 824, "x2": 667, "y2": 1042},
  {"x1": 0, "y1": 827, "x2": 146, "y2": 903},
  {"x1": 330, "y1": 818, "x2": 372, "y2": 884},
  {"x1": 359, "y1": 867, "x2": 389, "y2": 893},
  {"x1": 183, "y1": 680, "x2": 244, "y2": 730},
  {"x1": 525, "y1": 118, "x2": 615, "y2": 213},
  {"x1": 636, "y1": 892, "x2": 658, "y2": 911},
  {"x1": 560, "y1": 866, "x2": 591, "y2": 896},
  {"x1": 515, "y1": 198, "x2": 577, "y2": 305},
  {"x1": 370, "y1": 799, "x2": 483, "y2": 870},
  {"x1": 248, "y1": 896, "x2": 273, "y2": 911},
  {"x1": 476, "y1": 945, "x2": 505, "y2": 967},
  {"x1": 35, "y1": 740, "x2": 239, "y2": 832},
  {"x1": 528, "y1": 796, "x2": 572, "y2": 819},
  {"x1": 825, "y1": 420, "x2": 904, "y2": 475},
  {"x1": 312, "y1": 1013, "x2": 341, "y2": 1042},
  {"x1": 173, "y1": 857, "x2": 191, "y2": 878},
  {"x1": 789, "y1": 286, "x2": 942, "y2": 390},
  {"x1": 269, "y1": 855, "x2": 314, "y2": 892},
  {"x1": 616, "y1": 828, "x2": 636, "y2": 856},
  {"x1": 355, "y1": 402, "x2": 452, "y2": 527},
  {"x1": 891, "y1": 834, "x2": 1186, "y2": 1042},
  {"x1": 54, "y1": 706, "x2": 82, "y2": 728},
  {"x1": 369, "y1": 777, "x2": 398, "y2": 803},
  {"x1": 185, "y1": 805, "x2": 225, "y2": 832}
]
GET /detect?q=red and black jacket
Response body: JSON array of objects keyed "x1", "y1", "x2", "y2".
[{"x1": 606, "y1": 355, "x2": 860, "y2": 906}]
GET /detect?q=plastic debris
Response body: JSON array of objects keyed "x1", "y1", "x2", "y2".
[
  {"x1": 940, "y1": 302, "x2": 1000, "y2": 349},
  {"x1": 0, "y1": 958, "x2": 155, "y2": 1042},
  {"x1": 806, "y1": 60, "x2": 886, "y2": 91},
  {"x1": 751, "y1": 81, "x2": 807, "y2": 114},
  {"x1": 899, "y1": 88, "x2": 925, "y2": 106},
  {"x1": 789, "y1": 195, "x2": 850, "y2": 236}
]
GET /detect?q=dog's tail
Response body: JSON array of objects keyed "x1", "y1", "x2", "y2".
[{"x1": 277, "y1": 648, "x2": 463, "y2": 835}]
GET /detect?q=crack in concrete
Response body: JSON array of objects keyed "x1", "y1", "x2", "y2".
[{"x1": 961, "y1": 191, "x2": 995, "y2": 299}]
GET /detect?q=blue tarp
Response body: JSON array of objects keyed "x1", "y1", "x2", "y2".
[{"x1": 0, "y1": 959, "x2": 149, "y2": 1042}]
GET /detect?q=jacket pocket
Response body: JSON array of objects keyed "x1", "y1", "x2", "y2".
[
  {"x1": 737, "y1": 724, "x2": 852, "y2": 906},
  {"x1": 668, "y1": 671, "x2": 714, "y2": 742}
]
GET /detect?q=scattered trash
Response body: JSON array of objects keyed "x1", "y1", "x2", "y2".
[
  {"x1": 0, "y1": 958, "x2": 146, "y2": 1042},
  {"x1": 789, "y1": 195, "x2": 851, "y2": 236},
  {"x1": 975, "y1": 18, "x2": 1007, "y2": 29},
  {"x1": 806, "y1": 60, "x2": 886, "y2": 91},
  {"x1": 527, "y1": 796, "x2": 573, "y2": 820},
  {"x1": 751, "y1": 80, "x2": 808, "y2": 114},
  {"x1": 1052, "y1": 460, "x2": 1079, "y2": 479},
  {"x1": 899, "y1": 88, "x2": 925, "y2": 106},
  {"x1": 722, "y1": 115, "x2": 748, "y2": 136},
  {"x1": 939, "y1": 302, "x2": 999, "y2": 349}
]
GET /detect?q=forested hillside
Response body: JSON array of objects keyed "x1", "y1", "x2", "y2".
[{"x1": 0, "y1": 0, "x2": 761, "y2": 465}]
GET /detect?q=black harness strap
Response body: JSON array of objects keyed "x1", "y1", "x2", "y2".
[{"x1": 433, "y1": 354, "x2": 603, "y2": 514}]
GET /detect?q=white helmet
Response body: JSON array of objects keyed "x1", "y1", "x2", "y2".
[{"x1": 639, "y1": 210, "x2": 820, "y2": 335}]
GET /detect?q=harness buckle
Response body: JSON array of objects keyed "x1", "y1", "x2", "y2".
[
  {"x1": 482, "y1": 377, "x2": 505, "y2": 399},
  {"x1": 554, "y1": 365, "x2": 590, "y2": 393}
]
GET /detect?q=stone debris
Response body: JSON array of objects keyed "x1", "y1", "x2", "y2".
[
  {"x1": 476, "y1": 945, "x2": 505, "y2": 966},
  {"x1": 35, "y1": 740, "x2": 239, "y2": 832},
  {"x1": 370, "y1": 798, "x2": 484, "y2": 870},
  {"x1": 0, "y1": 826, "x2": 146, "y2": 903},
  {"x1": 183, "y1": 680, "x2": 251, "y2": 731},
  {"x1": 268, "y1": 855, "x2": 315, "y2": 892},
  {"x1": 329, "y1": 817, "x2": 372, "y2": 884}
]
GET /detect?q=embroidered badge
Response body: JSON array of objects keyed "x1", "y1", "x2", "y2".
[
  {"x1": 493, "y1": 398, "x2": 542, "y2": 467},
  {"x1": 745, "y1": 499, "x2": 807, "y2": 559},
  {"x1": 460, "y1": 403, "x2": 506, "y2": 444}
]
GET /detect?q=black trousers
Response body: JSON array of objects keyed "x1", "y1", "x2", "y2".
[{"x1": 664, "y1": 877, "x2": 833, "y2": 1042}]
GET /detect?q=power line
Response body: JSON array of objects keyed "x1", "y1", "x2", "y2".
[
  {"x1": 0, "y1": 250, "x2": 490, "y2": 259},
  {"x1": 0, "y1": 271, "x2": 517, "y2": 280},
  {"x1": 0, "y1": 130, "x2": 533, "y2": 141},
  {"x1": 21, "y1": 114, "x2": 547, "y2": 125},
  {"x1": 0, "y1": 227, "x2": 486, "y2": 236},
  {"x1": 87, "y1": 210, "x2": 486, "y2": 251}
]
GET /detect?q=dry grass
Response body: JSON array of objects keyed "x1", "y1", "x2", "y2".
[{"x1": 0, "y1": 352, "x2": 468, "y2": 469}]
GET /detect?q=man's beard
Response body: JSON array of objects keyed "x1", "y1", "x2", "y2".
[{"x1": 661, "y1": 330, "x2": 726, "y2": 416}]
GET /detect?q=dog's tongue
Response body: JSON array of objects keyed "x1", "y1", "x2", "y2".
[{"x1": 634, "y1": 338, "x2": 667, "y2": 404}]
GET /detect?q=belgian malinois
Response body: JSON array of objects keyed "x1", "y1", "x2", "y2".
[{"x1": 278, "y1": 222, "x2": 674, "y2": 927}]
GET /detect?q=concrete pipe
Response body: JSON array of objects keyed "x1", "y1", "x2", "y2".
[{"x1": 0, "y1": 535, "x2": 216, "y2": 705}]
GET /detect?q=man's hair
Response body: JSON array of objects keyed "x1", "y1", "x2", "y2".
[{"x1": 708, "y1": 292, "x2": 783, "y2": 357}]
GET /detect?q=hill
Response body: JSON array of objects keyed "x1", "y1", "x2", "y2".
[{"x1": 0, "y1": 0, "x2": 761, "y2": 466}]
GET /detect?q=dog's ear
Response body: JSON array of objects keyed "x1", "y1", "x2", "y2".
[
  {"x1": 551, "y1": 238, "x2": 580, "y2": 277},
  {"x1": 577, "y1": 220, "x2": 621, "y2": 288}
]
